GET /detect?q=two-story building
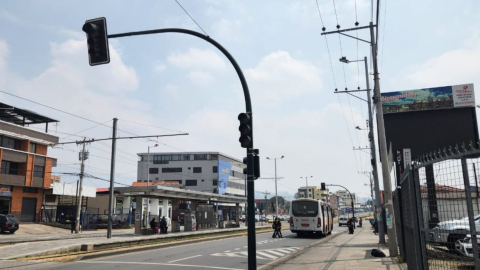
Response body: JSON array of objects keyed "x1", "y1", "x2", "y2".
[
  {"x1": 297, "y1": 186, "x2": 330, "y2": 202},
  {"x1": 0, "y1": 102, "x2": 58, "y2": 222}
]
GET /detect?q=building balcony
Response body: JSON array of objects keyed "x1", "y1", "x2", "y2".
[{"x1": 0, "y1": 174, "x2": 26, "y2": 186}]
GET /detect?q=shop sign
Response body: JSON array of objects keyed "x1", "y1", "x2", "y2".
[{"x1": 0, "y1": 186, "x2": 11, "y2": 196}]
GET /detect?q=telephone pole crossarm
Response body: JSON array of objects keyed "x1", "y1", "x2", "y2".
[
  {"x1": 52, "y1": 133, "x2": 189, "y2": 146},
  {"x1": 320, "y1": 25, "x2": 376, "y2": 36},
  {"x1": 334, "y1": 89, "x2": 369, "y2": 93}
]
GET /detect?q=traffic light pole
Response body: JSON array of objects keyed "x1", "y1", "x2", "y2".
[
  {"x1": 326, "y1": 184, "x2": 355, "y2": 227},
  {"x1": 105, "y1": 27, "x2": 257, "y2": 269}
]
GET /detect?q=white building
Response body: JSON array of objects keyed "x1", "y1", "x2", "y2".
[
  {"x1": 137, "y1": 152, "x2": 246, "y2": 197},
  {"x1": 335, "y1": 190, "x2": 356, "y2": 207}
]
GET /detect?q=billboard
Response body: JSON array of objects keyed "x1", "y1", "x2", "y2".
[
  {"x1": 0, "y1": 185, "x2": 11, "y2": 196},
  {"x1": 381, "y1": 83, "x2": 474, "y2": 114},
  {"x1": 217, "y1": 160, "x2": 232, "y2": 195},
  {"x1": 382, "y1": 83, "x2": 478, "y2": 160}
]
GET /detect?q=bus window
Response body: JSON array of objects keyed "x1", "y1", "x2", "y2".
[{"x1": 292, "y1": 201, "x2": 318, "y2": 217}]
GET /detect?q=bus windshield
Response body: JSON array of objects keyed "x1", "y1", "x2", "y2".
[{"x1": 292, "y1": 201, "x2": 318, "y2": 217}]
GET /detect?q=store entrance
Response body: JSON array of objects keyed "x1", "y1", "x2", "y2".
[{"x1": 0, "y1": 197, "x2": 11, "y2": 214}]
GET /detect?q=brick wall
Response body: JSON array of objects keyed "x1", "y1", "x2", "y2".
[
  {"x1": 37, "y1": 144, "x2": 47, "y2": 156},
  {"x1": 20, "y1": 140, "x2": 30, "y2": 152},
  {"x1": 10, "y1": 186, "x2": 43, "y2": 222},
  {"x1": 24, "y1": 154, "x2": 34, "y2": 186},
  {"x1": 44, "y1": 158, "x2": 53, "y2": 188}
]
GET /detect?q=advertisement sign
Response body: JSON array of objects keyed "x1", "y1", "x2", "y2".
[
  {"x1": 0, "y1": 185, "x2": 11, "y2": 196},
  {"x1": 381, "y1": 83, "x2": 474, "y2": 114},
  {"x1": 217, "y1": 160, "x2": 232, "y2": 195}
]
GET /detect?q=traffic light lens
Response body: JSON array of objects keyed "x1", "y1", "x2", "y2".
[
  {"x1": 239, "y1": 136, "x2": 251, "y2": 148},
  {"x1": 239, "y1": 124, "x2": 251, "y2": 135},
  {"x1": 238, "y1": 113, "x2": 250, "y2": 124},
  {"x1": 82, "y1": 23, "x2": 99, "y2": 37}
]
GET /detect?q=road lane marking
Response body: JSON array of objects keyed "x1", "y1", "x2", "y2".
[
  {"x1": 211, "y1": 247, "x2": 301, "y2": 261},
  {"x1": 234, "y1": 248, "x2": 241, "y2": 250},
  {"x1": 80, "y1": 261, "x2": 244, "y2": 270},
  {"x1": 167, "y1": 255, "x2": 202, "y2": 263}
]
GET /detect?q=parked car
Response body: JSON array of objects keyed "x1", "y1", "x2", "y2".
[
  {"x1": 338, "y1": 216, "x2": 348, "y2": 226},
  {"x1": 455, "y1": 234, "x2": 476, "y2": 257},
  {"x1": 0, "y1": 214, "x2": 19, "y2": 234},
  {"x1": 431, "y1": 215, "x2": 480, "y2": 250}
]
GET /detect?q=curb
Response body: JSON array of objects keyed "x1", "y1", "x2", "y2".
[
  {"x1": 76, "y1": 228, "x2": 271, "y2": 261},
  {"x1": 258, "y1": 230, "x2": 347, "y2": 270}
]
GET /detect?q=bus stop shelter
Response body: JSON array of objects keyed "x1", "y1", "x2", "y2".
[{"x1": 114, "y1": 185, "x2": 247, "y2": 234}]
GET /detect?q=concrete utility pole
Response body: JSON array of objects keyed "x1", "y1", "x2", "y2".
[
  {"x1": 266, "y1": 156, "x2": 284, "y2": 218},
  {"x1": 146, "y1": 143, "x2": 158, "y2": 224},
  {"x1": 261, "y1": 190, "x2": 270, "y2": 223},
  {"x1": 370, "y1": 22, "x2": 398, "y2": 256},
  {"x1": 300, "y1": 176, "x2": 313, "y2": 198},
  {"x1": 107, "y1": 118, "x2": 117, "y2": 239},
  {"x1": 363, "y1": 56, "x2": 386, "y2": 243},
  {"x1": 75, "y1": 138, "x2": 87, "y2": 234}
]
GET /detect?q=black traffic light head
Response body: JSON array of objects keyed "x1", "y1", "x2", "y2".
[
  {"x1": 238, "y1": 113, "x2": 252, "y2": 148},
  {"x1": 321, "y1": 182, "x2": 326, "y2": 190},
  {"x1": 254, "y1": 155, "x2": 260, "y2": 179},
  {"x1": 82, "y1": 17, "x2": 110, "y2": 66}
]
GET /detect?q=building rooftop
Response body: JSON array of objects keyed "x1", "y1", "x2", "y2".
[{"x1": 0, "y1": 102, "x2": 58, "y2": 132}]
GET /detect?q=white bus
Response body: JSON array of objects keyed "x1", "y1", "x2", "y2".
[{"x1": 289, "y1": 199, "x2": 333, "y2": 237}]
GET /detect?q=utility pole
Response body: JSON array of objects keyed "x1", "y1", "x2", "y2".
[
  {"x1": 300, "y1": 176, "x2": 313, "y2": 198},
  {"x1": 107, "y1": 118, "x2": 117, "y2": 239},
  {"x1": 323, "y1": 23, "x2": 390, "y2": 247},
  {"x1": 370, "y1": 22, "x2": 398, "y2": 256},
  {"x1": 261, "y1": 190, "x2": 270, "y2": 223},
  {"x1": 266, "y1": 156, "x2": 284, "y2": 218},
  {"x1": 146, "y1": 143, "x2": 158, "y2": 225},
  {"x1": 75, "y1": 138, "x2": 87, "y2": 234}
]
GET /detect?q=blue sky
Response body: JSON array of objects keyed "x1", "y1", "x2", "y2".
[{"x1": 1, "y1": 0, "x2": 480, "y2": 200}]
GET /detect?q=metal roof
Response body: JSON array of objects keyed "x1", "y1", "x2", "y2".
[
  {"x1": 0, "y1": 102, "x2": 59, "y2": 126},
  {"x1": 114, "y1": 185, "x2": 247, "y2": 204}
]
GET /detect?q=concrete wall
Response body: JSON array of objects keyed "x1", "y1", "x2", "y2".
[{"x1": 87, "y1": 194, "x2": 110, "y2": 214}]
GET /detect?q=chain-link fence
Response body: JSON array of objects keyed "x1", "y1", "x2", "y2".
[{"x1": 395, "y1": 146, "x2": 480, "y2": 269}]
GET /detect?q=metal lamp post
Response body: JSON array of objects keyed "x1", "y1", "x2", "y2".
[
  {"x1": 266, "y1": 156, "x2": 284, "y2": 218},
  {"x1": 146, "y1": 144, "x2": 158, "y2": 224}
]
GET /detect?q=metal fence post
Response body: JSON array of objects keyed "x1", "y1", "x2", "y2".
[
  {"x1": 413, "y1": 168, "x2": 428, "y2": 270},
  {"x1": 461, "y1": 158, "x2": 480, "y2": 269}
]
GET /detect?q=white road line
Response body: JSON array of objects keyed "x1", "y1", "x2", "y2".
[
  {"x1": 234, "y1": 248, "x2": 241, "y2": 251},
  {"x1": 243, "y1": 246, "x2": 248, "y2": 248},
  {"x1": 80, "y1": 261, "x2": 244, "y2": 270},
  {"x1": 167, "y1": 255, "x2": 202, "y2": 263},
  {"x1": 262, "y1": 250, "x2": 285, "y2": 256},
  {"x1": 256, "y1": 251, "x2": 278, "y2": 260}
]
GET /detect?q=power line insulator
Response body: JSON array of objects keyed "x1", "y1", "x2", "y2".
[
  {"x1": 336, "y1": 25, "x2": 340, "y2": 29},
  {"x1": 355, "y1": 22, "x2": 359, "y2": 26},
  {"x1": 322, "y1": 27, "x2": 326, "y2": 31}
]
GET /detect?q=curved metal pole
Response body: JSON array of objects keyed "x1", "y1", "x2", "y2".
[
  {"x1": 108, "y1": 28, "x2": 252, "y2": 113},
  {"x1": 327, "y1": 184, "x2": 355, "y2": 226},
  {"x1": 108, "y1": 28, "x2": 256, "y2": 269}
]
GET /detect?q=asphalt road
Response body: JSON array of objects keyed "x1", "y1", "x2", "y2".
[{"x1": 43, "y1": 225, "x2": 348, "y2": 270}]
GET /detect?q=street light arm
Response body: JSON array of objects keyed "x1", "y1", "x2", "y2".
[{"x1": 108, "y1": 28, "x2": 252, "y2": 113}]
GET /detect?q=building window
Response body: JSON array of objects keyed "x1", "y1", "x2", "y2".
[
  {"x1": 29, "y1": 142, "x2": 37, "y2": 154},
  {"x1": 183, "y1": 154, "x2": 190, "y2": 160},
  {"x1": 213, "y1": 166, "x2": 218, "y2": 173},
  {"x1": 210, "y1": 154, "x2": 218, "y2": 160},
  {"x1": 213, "y1": 180, "x2": 218, "y2": 186},
  {"x1": 0, "y1": 136, "x2": 20, "y2": 150},
  {"x1": 1, "y1": 161, "x2": 19, "y2": 175},
  {"x1": 194, "y1": 154, "x2": 207, "y2": 160},
  {"x1": 149, "y1": 168, "x2": 159, "y2": 174},
  {"x1": 162, "y1": 168, "x2": 182, "y2": 173},
  {"x1": 45, "y1": 195, "x2": 56, "y2": 203},
  {"x1": 33, "y1": 165, "x2": 44, "y2": 178},
  {"x1": 186, "y1": 180, "x2": 197, "y2": 186},
  {"x1": 23, "y1": 187, "x2": 38, "y2": 193},
  {"x1": 193, "y1": 167, "x2": 202, "y2": 173},
  {"x1": 309, "y1": 194, "x2": 312, "y2": 197}
]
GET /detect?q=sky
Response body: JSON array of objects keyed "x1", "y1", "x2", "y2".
[{"x1": 1, "y1": 0, "x2": 480, "y2": 201}]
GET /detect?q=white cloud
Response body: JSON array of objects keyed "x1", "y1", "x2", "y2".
[
  {"x1": 245, "y1": 51, "x2": 322, "y2": 102},
  {"x1": 0, "y1": 39, "x2": 9, "y2": 88},
  {"x1": 211, "y1": 19, "x2": 247, "y2": 43},
  {"x1": 153, "y1": 64, "x2": 167, "y2": 73},
  {"x1": 188, "y1": 71, "x2": 215, "y2": 86},
  {"x1": 167, "y1": 48, "x2": 226, "y2": 70},
  {"x1": 163, "y1": 83, "x2": 180, "y2": 97},
  {"x1": 407, "y1": 47, "x2": 480, "y2": 87}
]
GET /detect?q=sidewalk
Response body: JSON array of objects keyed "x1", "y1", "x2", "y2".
[{"x1": 272, "y1": 226, "x2": 407, "y2": 270}]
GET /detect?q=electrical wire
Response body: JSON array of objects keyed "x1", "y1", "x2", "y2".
[
  {"x1": 174, "y1": 0, "x2": 208, "y2": 36},
  {"x1": 380, "y1": 0, "x2": 387, "y2": 73},
  {"x1": 118, "y1": 118, "x2": 186, "y2": 134}
]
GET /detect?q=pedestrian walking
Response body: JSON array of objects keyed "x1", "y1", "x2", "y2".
[
  {"x1": 160, "y1": 216, "x2": 168, "y2": 234},
  {"x1": 70, "y1": 216, "x2": 76, "y2": 234},
  {"x1": 347, "y1": 218, "x2": 354, "y2": 234},
  {"x1": 358, "y1": 217, "x2": 363, "y2": 228},
  {"x1": 274, "y1": 218, "x2": 283, "y2": 238}
]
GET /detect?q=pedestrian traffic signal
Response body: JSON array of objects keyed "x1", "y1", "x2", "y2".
[
  {"x1": 238, "y1": 113, "x2": 252, "y2": 148},
  {"x1": 321, "y1": 182, "x2": 326, "y2": 190},
  {"x1": 254, "y1": 155, "x2": 260, "y2": 179},
  {"x1": 82, "y1": 17, "x2": 110, "y2": 66}
]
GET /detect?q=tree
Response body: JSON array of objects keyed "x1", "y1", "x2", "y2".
[
  {"x1": 284, "y1": 201, "x2": 291, "y2": 213},
  {"x1": 269, "y1": 196, "x2": 285, "y2": 209}
]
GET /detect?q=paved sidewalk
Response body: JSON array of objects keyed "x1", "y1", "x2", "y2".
[{"x1": 272, "y1": 226, "x2": 407, "y2": 270}]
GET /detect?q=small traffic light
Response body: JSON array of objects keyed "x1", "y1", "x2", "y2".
[
  {"x1": 82, "y1": 17, "x2": 110, "y2": 66},
  {"x1": 238, "y1": 113, "x2": 252, "y2": 148},
  {"x1": 254, "y1": 155, "x2": 260, "y2": 179},
  {"x1": 321, "y1": 182, "x2": 326, "y2": 190}
]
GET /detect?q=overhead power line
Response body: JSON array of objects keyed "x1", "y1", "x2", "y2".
[{"x1": 174, "y1": 0, "x2": 208, "y2": 36}]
